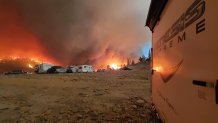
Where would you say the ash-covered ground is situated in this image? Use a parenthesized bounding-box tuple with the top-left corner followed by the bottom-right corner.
(0, 67, 160, 123)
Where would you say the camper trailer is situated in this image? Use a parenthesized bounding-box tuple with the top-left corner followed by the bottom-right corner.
(146, 0, 218, 123)
(35, 63, 53, 74)
(78, 65, 94, 73)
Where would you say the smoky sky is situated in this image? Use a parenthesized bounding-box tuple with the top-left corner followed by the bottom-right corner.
(0, 0, 151, 66)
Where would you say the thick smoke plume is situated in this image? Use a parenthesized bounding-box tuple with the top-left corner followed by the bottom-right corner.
(0, 0, 151, 68)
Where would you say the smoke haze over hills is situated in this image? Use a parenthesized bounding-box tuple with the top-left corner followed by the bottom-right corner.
(0, 0, 151, 68)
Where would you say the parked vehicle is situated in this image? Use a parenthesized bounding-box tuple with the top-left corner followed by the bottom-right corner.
(78, 65, 94, 73)
(4, 70, 28, 75)
(47, 66, 66, 73)
(66, 66, 78, 73)
(146, 0, 218, 123)
(35, 63, 53, 74)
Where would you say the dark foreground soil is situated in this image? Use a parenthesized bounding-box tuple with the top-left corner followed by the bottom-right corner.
(0, 69, 160, 123)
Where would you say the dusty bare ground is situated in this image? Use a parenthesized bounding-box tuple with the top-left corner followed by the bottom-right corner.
(0, 69, 158, 123)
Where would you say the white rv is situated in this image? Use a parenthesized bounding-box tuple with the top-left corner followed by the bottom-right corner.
(146, 0, 218, 123)
(35, 63, 53, 74)
(78, 65, 94, 73)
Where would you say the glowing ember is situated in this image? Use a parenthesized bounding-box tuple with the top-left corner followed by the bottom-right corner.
(28, 64, 34, 69)
(110, 64, 121, 70)
(154, 66, 162, 72)
(11, 56, 20, 60)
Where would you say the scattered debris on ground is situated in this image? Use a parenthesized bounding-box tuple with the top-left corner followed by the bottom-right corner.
(0, 70, 159, 122)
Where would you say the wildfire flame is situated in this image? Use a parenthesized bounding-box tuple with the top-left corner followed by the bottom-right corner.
(110, 63, 121, 70)
(154, 66, 162, 72)
(0, 55, 57, 65)
(30, 58, 41, 63)
(28, 64, 33, 69)
(0, 56, 53, 72)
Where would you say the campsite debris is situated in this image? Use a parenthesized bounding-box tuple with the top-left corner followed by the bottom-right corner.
(4, 70, 28, 75)
(136, 99, 145, 106)
(93, 89, 106, 96)
(132, 105, 137, 109)
(78, 93, 88, 97)
(14, 107, 21, 110)
(76, 114, 83, 119)
(95, 92, 105, 96)
(0, 107, 9, 110)
(121, 67, 132, 70)
(0, 104, 10, 110)
(0, 66, 159, 122)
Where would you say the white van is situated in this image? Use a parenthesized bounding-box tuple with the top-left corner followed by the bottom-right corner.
(35, 63, 53, 74)
(78, 65, 94, 73)
(146, 0, 218, 123)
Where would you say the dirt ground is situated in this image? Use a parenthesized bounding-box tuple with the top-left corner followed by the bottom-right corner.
(0, 69, 159, 123)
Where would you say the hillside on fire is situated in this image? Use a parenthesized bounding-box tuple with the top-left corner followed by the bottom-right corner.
(0, 0, 159, 123)
(0, 0, 152, 68)
(0, 0, 216, 122)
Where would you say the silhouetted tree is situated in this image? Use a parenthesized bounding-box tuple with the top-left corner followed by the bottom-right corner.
(139, 56, 143, 62)
(131, 60, 135, 65)
(146, 49, 151, 62)
(148, 49, 151, 59)
(127, 58, 130, 66)
(139, 55, 146, 63)
(107, 65, 110, 70)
